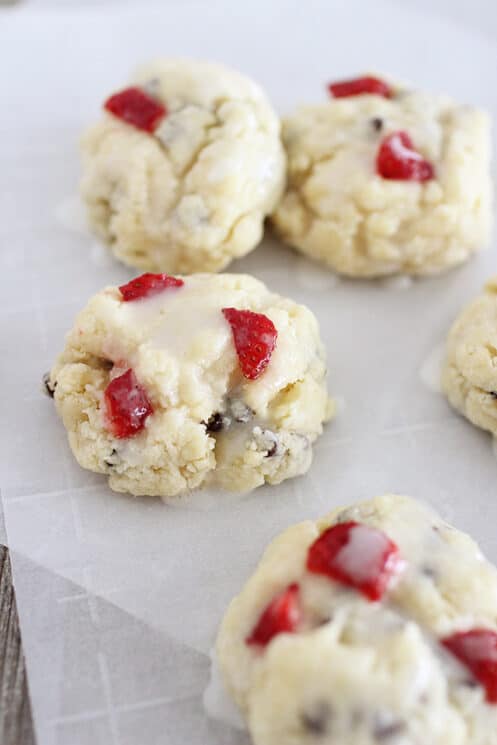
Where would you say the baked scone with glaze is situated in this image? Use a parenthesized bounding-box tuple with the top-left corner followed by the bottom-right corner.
(271, 74, 492, 277)
(217, 494, 497, 745)
(81, 59, 286, 273)
(47, 272, 334, 498)
(442, 276, 497, 438)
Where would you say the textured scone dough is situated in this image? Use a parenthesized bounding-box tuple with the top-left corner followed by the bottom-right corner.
(217, 495, 497, 745)
(442, 276, 497, 437)
(49, 274, 334, 498)
(81, 59, 286, 273)
(272, 87, 492, 277)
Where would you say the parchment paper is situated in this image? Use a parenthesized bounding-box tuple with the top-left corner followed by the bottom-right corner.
(1, 2, 497, 744)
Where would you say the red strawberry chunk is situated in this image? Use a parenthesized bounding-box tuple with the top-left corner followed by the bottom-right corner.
(246, 584, 301, 647)
(307, 521, 404, 601)
(119, 273, 184, 302)
(328, 75, 392, 99)
(376, 131, 434, 182)
(222, 308, 277, 381)
(104, 87, 166, 133)
(104, 369, 153, 438)
(442, 629, 497, 703)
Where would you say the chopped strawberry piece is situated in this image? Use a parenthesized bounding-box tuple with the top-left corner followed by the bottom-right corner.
(104, 369, 153, 438)
(104, 87, 166, 133)
(328, 76, 392, 99)
(442, 629, 497, 703)
(307, 521, 404, 601)
(222, 308, 277, 381)
(376, 131, 434, 181)
(246, 584, 301, 647)
(119, 273, 184, 302)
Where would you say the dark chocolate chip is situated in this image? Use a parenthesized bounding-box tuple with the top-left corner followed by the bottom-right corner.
(266, 440, 278, 458)
(489, 391, 497, 399)
(42, 372, 56, 398)
(98, 357, 114, 371)
(104, 448, 119, 468)
(371, 117, 384, 132)
(204, 412, 228, 433)
(317, 615, 333, 627)
(373, 717, 407, 741)
(301, 701, 332, 736)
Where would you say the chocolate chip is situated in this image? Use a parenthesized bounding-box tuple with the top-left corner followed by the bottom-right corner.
(371, 117, 384, 132)
(42, 372, 56, 398)
(204, 400, 253, 432)
(204, 412, 228, 433)
(104, 448, 119, 468)
(301, 701, 332, 736)
(489, 391, 497, 399)
(252, 427, 279, 457)
(266, 441, 278, 457)
(373, 716, 406, 741)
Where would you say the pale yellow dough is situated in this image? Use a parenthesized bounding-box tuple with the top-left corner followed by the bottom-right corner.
(217, 494, 497, 745)
(272, 86, 492, 277)
(49, 273, 334, 498)
(81, 59, 286, 273)
(442, 276, 497, 437)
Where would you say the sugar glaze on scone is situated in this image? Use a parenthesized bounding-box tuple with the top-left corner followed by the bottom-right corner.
(216, 495, 497, 744)
(49, 273, 334, 498)
(272, 75, 492, 277)
(442, 277, 497, 438)
(81, 59, 286, 273)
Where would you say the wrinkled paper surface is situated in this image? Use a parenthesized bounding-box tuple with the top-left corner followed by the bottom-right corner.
(1, 2, 497, 744)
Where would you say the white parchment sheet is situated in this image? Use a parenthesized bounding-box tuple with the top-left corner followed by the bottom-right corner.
(1, 2, 497, 744)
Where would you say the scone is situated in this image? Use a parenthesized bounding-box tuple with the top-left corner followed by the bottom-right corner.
(272, 74, 492, 277)
(47, 272, 334, 498)
(442, 277, 497, 438)
(217, 494, 497, 745)
(81, 59, 286, 273)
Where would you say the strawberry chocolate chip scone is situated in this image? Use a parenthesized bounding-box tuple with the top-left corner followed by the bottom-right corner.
(48, 273, 334, 498)
(442, 277, 497, 440)
(216, 494, 497, 745)
(81, 59, 286, 273)
(271, 75, 493, 277)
